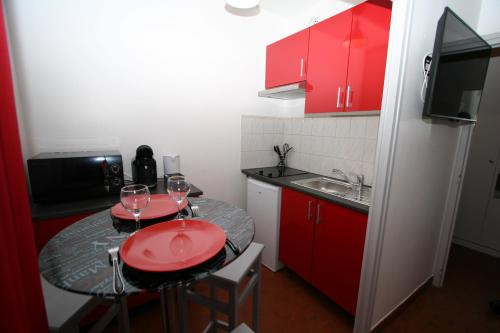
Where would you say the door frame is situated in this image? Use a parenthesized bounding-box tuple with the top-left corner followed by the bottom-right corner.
(353, 0, 414, 331)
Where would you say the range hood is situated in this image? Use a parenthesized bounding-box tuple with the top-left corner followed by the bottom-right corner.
(258, 81, 306, 100)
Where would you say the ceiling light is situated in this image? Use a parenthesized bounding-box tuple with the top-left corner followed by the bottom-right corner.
(226, 0, 260, 9)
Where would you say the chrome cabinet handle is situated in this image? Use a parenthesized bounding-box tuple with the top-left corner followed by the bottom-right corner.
(307, 201, 312, 221)
(300, 58, 304, 78)
(337, 87, 342, 108)
(316, 204, 321, 225)
(346, 85, 352, 108)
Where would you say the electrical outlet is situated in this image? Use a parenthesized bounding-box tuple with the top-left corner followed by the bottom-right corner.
(423, 54, 432, 75)
(310, 16, 320, 25)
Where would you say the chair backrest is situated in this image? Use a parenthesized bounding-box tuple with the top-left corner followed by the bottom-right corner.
(213, 242, 264, 284)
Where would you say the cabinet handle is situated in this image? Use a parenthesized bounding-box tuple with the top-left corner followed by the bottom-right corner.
(316, 203, 321, 224)
(495, 173, 500, 199)
(346, 85, 352, 108)
(336, 87, 342, 108)
(307, 201, 312, 221)
(300, 58, 304, 78)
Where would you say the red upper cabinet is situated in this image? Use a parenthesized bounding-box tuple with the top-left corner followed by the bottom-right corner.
(265, 28, 310, 89)
(311, 199, 368, 315)
(305, 10, 353, 115)
(301, 0, 391, 114)
(279, 187, 316, 281)
(345, 0, 392, 111)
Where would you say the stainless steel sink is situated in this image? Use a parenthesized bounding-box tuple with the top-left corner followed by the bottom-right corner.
(291, 177, 371, 206)
(292, 177, 352, 195)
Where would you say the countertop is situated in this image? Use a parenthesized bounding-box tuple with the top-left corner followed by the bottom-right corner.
(242, 167, 369, 214)
(32, 179, 203, 221)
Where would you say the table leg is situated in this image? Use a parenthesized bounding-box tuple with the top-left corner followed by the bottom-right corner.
(116, 296, 130, 333)
(160, 288, 180, 333)
(160, 289, 170, 333)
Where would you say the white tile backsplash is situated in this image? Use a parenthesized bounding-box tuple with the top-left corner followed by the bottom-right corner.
(292, 118, 302, 135)
(241, 115, 380, 185)
(363, 139, 377, 163)
(301, 119, 313, 136)
(284, 119, 292, 135)
(366, 117, 379, 139)
(323, 118, 337, 137)
(349, 117, 367, 138)
(336, 118, 351, 138)
(311, 119, 323, 136)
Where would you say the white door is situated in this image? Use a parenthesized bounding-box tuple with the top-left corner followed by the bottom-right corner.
(454, 55, 500, 252)
(481, 148, 500, 250)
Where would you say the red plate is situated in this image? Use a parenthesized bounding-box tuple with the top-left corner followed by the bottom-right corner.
(119, 219, 227, 272)
(111, 194, 188, 220)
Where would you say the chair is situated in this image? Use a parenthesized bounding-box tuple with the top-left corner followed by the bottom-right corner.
(41, 276, 129, 333)
(178, 242, 264, 333)
(232, 323, 255, 333)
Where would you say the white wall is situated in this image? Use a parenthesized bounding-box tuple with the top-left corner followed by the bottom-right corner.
(263, 0, 364, 32)
(4, 0, 306, 208)
(477, 0, 500, 36)
(369, 0, 484, 327)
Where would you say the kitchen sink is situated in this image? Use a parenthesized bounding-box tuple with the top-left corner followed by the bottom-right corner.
(291, 177, 371, 206)
(292, 177, 352, 195)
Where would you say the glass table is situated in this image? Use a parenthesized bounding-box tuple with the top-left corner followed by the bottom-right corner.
(39, 198, 255, 332)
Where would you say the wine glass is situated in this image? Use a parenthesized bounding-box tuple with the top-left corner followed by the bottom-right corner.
(120, 184, 151, 231)
(167, 175, 190, 221)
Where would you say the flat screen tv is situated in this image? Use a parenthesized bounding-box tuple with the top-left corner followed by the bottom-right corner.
(423, 7, 491, 122)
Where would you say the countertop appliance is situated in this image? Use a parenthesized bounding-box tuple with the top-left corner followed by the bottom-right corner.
(163, 154, 180, 177)
(423, 7, 491, 122)
(27, 151, 124, 203)
(132, 145, 157, 188)
(246, 177, 283, 272)
(250, 166, 307, 179)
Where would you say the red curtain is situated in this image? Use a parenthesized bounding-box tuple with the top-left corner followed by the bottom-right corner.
(0, 3, 48, 333)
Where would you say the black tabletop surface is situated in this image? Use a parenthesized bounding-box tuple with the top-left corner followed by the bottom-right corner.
(39, 198, 254, 297)
(32, 179, 203, 221)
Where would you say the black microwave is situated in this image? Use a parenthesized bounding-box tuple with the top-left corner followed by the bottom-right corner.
(28, 151, 124, 203)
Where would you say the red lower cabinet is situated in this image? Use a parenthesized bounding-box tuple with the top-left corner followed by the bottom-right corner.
(279, 188, 368, 315)
(279, 187, 316, 282)
(311, 199, 368, 315)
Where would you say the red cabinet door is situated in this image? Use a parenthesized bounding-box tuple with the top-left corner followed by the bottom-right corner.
(279, 187, 316, 281)
(345, 0, 392, 112)
(311, 199, 368, 315)
(265, 28, 310, 89)
(305, 9, 353, 114)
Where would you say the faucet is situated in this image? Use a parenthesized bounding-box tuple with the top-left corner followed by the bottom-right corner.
(331, 168, 364, 200)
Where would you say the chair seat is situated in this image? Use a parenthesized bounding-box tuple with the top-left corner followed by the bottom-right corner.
(231, 323, 254, 333)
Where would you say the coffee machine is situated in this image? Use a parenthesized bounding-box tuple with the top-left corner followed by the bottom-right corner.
(132, 145, 157, 188)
